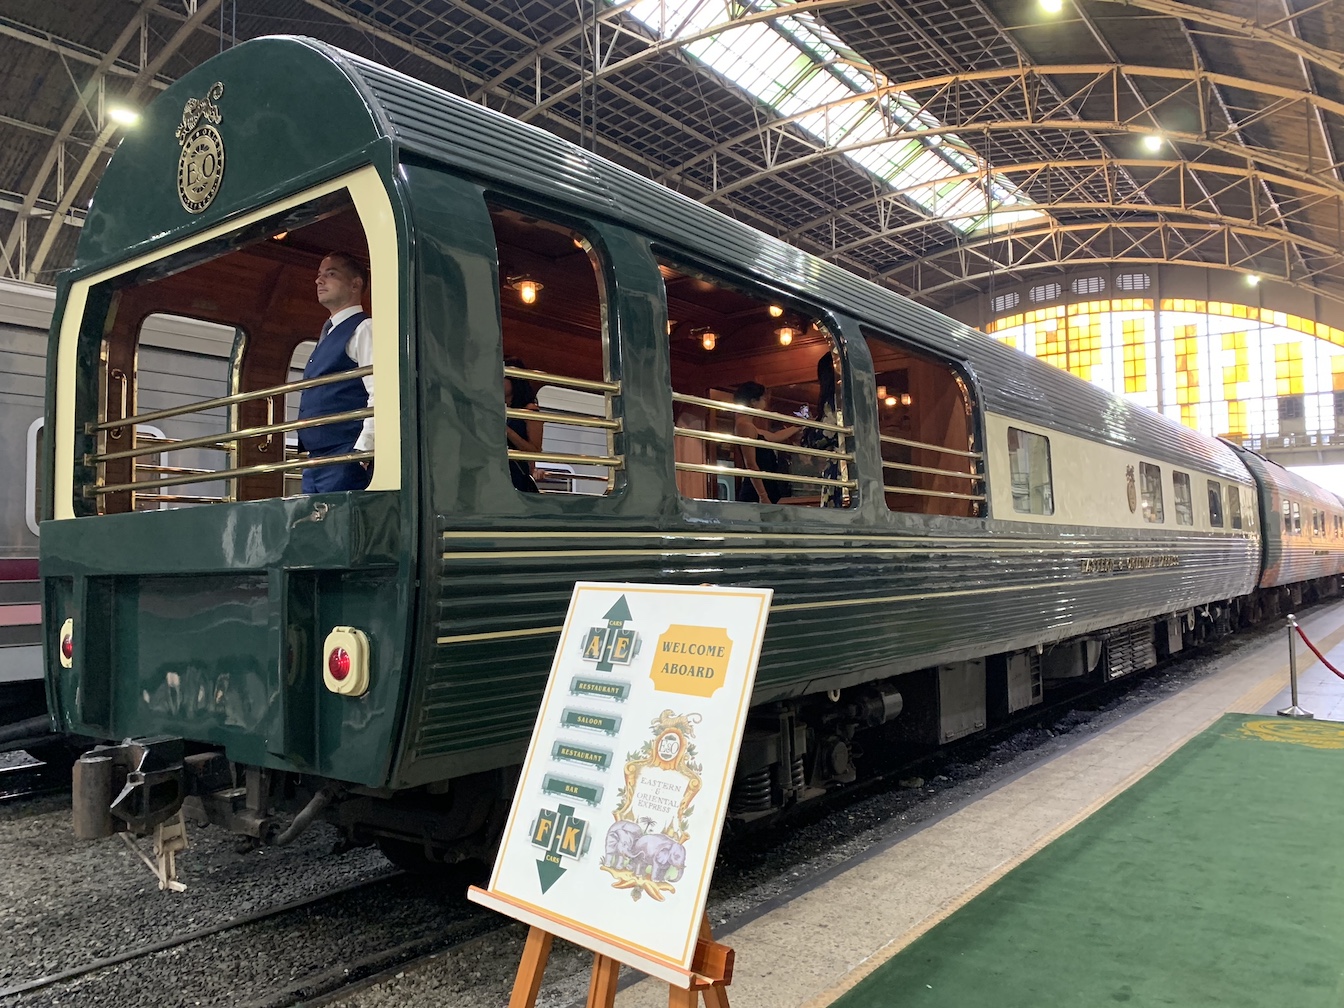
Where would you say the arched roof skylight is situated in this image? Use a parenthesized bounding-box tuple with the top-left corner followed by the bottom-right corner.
(622, 0, 1047, 234)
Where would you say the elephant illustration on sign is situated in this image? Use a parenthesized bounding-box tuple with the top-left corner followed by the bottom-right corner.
(629, 831, 687, 883)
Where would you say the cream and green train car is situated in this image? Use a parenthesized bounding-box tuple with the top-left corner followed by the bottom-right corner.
(45, 37, 1298, 866)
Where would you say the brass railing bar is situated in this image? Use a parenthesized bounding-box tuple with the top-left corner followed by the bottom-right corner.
(504, 366, 618, 394)
(672, 392, 850, 435)
(92, 408, 372, 464)
(507, 451, 623, 468)
(506, 407, 621, 430)
(675, 461, 856, 490)
(133, 494, 228, 504)
(879, 434, 981, 460)
(881, 460, 984, 481)
(133, 463, 217, 476)
(673, 425, 852, 463)
(92, 366, 372, 432)
(86, 450, 371, 496)
(883, 485, 986, 502)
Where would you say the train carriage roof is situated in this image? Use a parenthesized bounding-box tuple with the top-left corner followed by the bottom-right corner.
(79, 35, 1248, 483)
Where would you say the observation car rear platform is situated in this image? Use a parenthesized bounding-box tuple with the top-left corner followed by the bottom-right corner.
(596, 601, 1344, 1008)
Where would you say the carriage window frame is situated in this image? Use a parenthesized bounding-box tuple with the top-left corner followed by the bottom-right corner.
(1206, 480, 1223, 528)
(1172, 471, 1193, 526)
(1228, 484, 1243, 529)
(51, 166, 402, 520)
(655, 249, 856, 511)
(1006, 427, 1053, 515)
(1139, 462, 1164, 523)
(486, 200, 622, 500)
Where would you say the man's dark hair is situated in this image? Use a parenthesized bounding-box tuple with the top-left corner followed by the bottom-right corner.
(324, 251, 369, 289)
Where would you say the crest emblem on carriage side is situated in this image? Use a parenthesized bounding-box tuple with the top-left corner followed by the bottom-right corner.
(175, 82, 225, 214)
(1126, 465, 1137, 513)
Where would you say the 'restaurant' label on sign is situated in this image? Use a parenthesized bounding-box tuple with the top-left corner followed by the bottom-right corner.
(470, 582, 772, 986)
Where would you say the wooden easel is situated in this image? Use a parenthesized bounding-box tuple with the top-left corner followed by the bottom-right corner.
(507, 913, 733, 1008)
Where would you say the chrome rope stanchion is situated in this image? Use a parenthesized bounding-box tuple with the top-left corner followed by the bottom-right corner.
(1277, 613, 1314, 719)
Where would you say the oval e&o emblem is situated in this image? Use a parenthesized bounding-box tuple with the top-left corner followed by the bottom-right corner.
(177, 124, 224, 214)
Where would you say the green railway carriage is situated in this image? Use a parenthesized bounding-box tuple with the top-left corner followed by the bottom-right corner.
(46, 37, 1279, 866)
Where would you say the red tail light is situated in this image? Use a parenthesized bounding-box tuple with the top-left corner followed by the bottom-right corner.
(321, 627, 369, 696)
(58, 618, 74, 669)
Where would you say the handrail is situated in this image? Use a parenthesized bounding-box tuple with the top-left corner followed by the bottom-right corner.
(882, 459, 984, 482)
(507, 450, 623, 468)
(504, 365, 618, 394)
(879, 434, 981, 460)
(91, 408, 372, 464)
(883, 485, 986, 502)
(673, 425, 852, 464)
(677, 460, 856, 490)
(506, 407, 620, 430)
(672, 391, 850, 435)
(90, 366, 372, 433)
(88, 450, 371, 496)
(134, 494, 228, 505)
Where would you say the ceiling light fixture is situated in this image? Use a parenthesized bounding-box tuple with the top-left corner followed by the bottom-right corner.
(1142, 134, 1163, 153)
(776, 325, 797, 346)
(768, 304, 784, 318)
(108, 105, 140, 127)
(507, 275, 543, 305)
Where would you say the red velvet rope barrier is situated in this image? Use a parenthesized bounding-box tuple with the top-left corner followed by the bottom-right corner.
(1294, 624, 1344, 681)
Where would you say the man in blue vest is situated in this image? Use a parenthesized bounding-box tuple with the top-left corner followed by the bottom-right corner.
(299, 252, 374, 492)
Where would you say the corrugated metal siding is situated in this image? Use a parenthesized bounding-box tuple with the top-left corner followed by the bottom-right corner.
(320, 42, 1248, 482)
(409, 528, 1258, 764)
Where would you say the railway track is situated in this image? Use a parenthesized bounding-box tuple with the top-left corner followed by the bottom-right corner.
(0, 758, 68, 803)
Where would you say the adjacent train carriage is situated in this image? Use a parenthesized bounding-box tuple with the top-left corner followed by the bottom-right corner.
(1231, 445, 1344, 604)
(45, 37, 1278, 867)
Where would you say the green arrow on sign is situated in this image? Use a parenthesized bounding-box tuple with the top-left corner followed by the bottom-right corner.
(536, 852, 566, 893)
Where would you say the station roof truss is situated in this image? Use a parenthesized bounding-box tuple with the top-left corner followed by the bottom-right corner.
(0, 0, 1341, 314)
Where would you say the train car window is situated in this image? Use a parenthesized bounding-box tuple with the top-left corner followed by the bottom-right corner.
(1172, 472, 1194, 526)
(657, 256, 854, 508)
(861, 327, 983, 517)
(1006, 428, 1053, 515)
(1282, 500, 1291, 535)
(490, 204, 619, 497)
(24, 419, 42, 537)
(1139, 462, 1164, 523)
(1291, 501, 1302, 534)
(1228, 486, 1243, 529)
(1207, 481, 1224, 528)
(75, 184, 389, 514)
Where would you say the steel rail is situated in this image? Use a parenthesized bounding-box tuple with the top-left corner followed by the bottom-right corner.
(506, 450, 622, 467)
(882, 484, 987, 502)
(0, 871, 402, 999)
(503, 365, 618, 394)
(881, 459, 984, 482)
(505, 407, 620, 430)
(879, 435, 981, 460)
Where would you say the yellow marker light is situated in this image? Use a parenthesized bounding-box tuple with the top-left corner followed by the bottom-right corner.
(323, 626, 371, 697)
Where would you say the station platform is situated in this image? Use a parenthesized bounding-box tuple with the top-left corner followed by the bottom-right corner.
(611, 602, 1344, 1008)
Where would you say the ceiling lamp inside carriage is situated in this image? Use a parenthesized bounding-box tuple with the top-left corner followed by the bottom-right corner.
(622, 0, 1047, 234)
(507, 275, 544, 305)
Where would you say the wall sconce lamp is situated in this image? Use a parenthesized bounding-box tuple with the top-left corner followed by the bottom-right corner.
(775, 325, 798, 346)
(768, 304, 784, 318)
(698, 328, 718, 351)
(507, 275, 543, 304)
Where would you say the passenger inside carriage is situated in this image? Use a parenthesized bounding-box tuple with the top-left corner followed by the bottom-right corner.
(733, 382, 801, 504)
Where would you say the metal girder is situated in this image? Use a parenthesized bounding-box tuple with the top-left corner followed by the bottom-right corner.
(22, 0, 223, 281)
(0, 14, 173, 89)
(661, 65, 1344, 197)
(0, 1, 160, 279)
(501, 0, 1343, 123)
(882, 220, 1344, 307)
(784, 158, 1344, 244)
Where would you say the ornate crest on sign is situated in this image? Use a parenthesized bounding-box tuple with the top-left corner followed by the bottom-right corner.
(1126, 465, 1137, 513)
(175, 82, 225, 214)
(599, 709, 703, 902)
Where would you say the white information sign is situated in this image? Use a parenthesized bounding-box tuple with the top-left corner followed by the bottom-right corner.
(469, 582, 773, 986)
